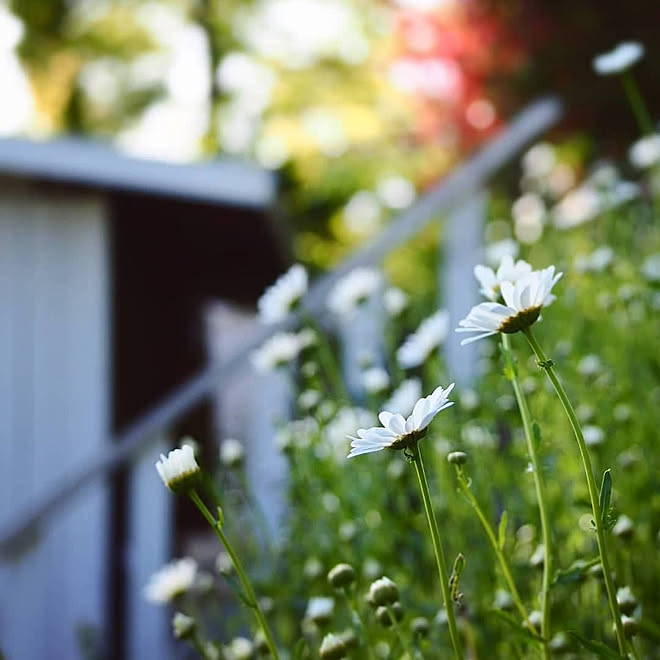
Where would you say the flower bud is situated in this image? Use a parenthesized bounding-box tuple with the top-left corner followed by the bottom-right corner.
(328, 563, 356, 589)
(368, 576, 399, 607)
(447, 451, 468, 465)
(253, 629, 269, 655)
(612, 514, 634, 540)
(494, 589, 514, 612)
(319, 633, 347, 659)
(339, 628, 358, 650)
(527, 610, 542, 633)
(375, 602, 404, 627)
(548, 632, 570, 653)
(410, 616, 430, 637)
(530, 544, 545, 569)
(225, 636, 254, 660)
(305, 596, 335, 625)
(172, 612, 196, 640)
(616, 586, 638, 615)
(155, 445, 200, 493)
(219, 438, 245, 468)
(621, 615, 639, 638)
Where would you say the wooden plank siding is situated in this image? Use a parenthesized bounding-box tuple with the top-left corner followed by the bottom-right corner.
(0, 182, 112, 659)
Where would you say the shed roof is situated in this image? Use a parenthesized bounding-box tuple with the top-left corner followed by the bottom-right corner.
(0, 136, 276, 209)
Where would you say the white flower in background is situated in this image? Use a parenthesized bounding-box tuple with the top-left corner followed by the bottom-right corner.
(383, 286, 408, 316)
(577, 354, 602, 377)
(474, 255, 533, 301)
(513, 193, 546, 244)
(575, 246, 614, 273)
(298, 388, 321, 410)
(297, 327, 317, 350)
(319, 633, 347, 659)
(362, 366, 390, 393)
(219, 438, 245, 467)
(484, 238, 519, 267)
(343, 190, 382, 236)
(641, 253, 660, 282)
(376, 175, 416, 209)
(397, 309, 449, 368)
(583, 425, 605, 447)
(456, 266, 562, 345)
(326, 267, 382, 317)
(347, 383, 454, 458)
(144, 557, 198, 604)
(592, 41, 644, 76)
(321, 407, 376, 460)
(225, 637, 254, 660)
(276, 416, 319, 451)
(383, 378, 422, 417)
(257, 264, 307, 323)
(522, 142, 556, 179)
(552, 184, 600, 229)
(305, 596, 335, 624)
(250, 331, 301, 371)
(629, 133, 660, 169)
(155, 444, 200, 492)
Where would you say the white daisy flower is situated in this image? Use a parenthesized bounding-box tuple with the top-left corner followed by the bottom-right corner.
(361, 366, 390, 393)
(305, 596, 335, 624)
(629, 133, 660, 169)
(592, 41, 644, 76)
(455, 266, 562, 345)
(383, 286, 408, 316)
(250, 331, 301, 371)
(225, 637, 254, 660)
(474, 255, 533, 301)
(397, 309, 449, 368)
(326, 267, 382, 317)
(347, 383, 455, 458)
(219, 438, 245, 468)
(257, 263, 308, 324)
(155, 444, 200, 492)
(144, 557, 198, 604)
(383, 378, 422, 417)
(484, 238, 519, 267)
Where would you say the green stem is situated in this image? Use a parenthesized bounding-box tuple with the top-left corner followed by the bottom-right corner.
(501, 334, 552, 657)
(386, 606, 418, 660)
(301, 313, 351, 402)
(409, 442, 463, 659)
(453, 466, 539, 639)
(344, 590, 377, 660)
(189, 490, 280, 659)
(522, 328, 626, 655)
(190, 631, 214, 660)
(619, 71, 655, 135)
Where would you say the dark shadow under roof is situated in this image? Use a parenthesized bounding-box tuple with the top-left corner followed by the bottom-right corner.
(0, 135, 276, 209)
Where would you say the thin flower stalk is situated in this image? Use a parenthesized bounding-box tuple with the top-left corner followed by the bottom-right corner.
(301, 313, 350, 401)
(619, 71, 654, 136)
(343, 590, 377, 660)
(522, 327, 627, 655)
(502, 333, 552, 658)
(408, 442, 463, 659)
(385, 605, 419, 660)
(188, 490, 280, 660)
(452, 463, 539, 641)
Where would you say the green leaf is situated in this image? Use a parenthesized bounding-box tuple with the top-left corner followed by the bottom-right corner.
(293, 638, 310, 660)
(551, 557, 600, 586)
(532, 422, 542, 450)
(599, 469, 612, 526)
(488, 609, 542, 644)
(498, 511, 508, 551)
(567, 631, 624, 658)
(449, 553, 466, 603)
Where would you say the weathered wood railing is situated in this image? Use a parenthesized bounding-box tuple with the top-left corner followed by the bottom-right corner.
(0, 96, 562, 658)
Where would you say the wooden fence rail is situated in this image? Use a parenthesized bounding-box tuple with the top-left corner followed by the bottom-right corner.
(0, 95, 563, 555)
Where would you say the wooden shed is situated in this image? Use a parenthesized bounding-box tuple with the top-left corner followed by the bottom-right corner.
(0, 136, 283, 659)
